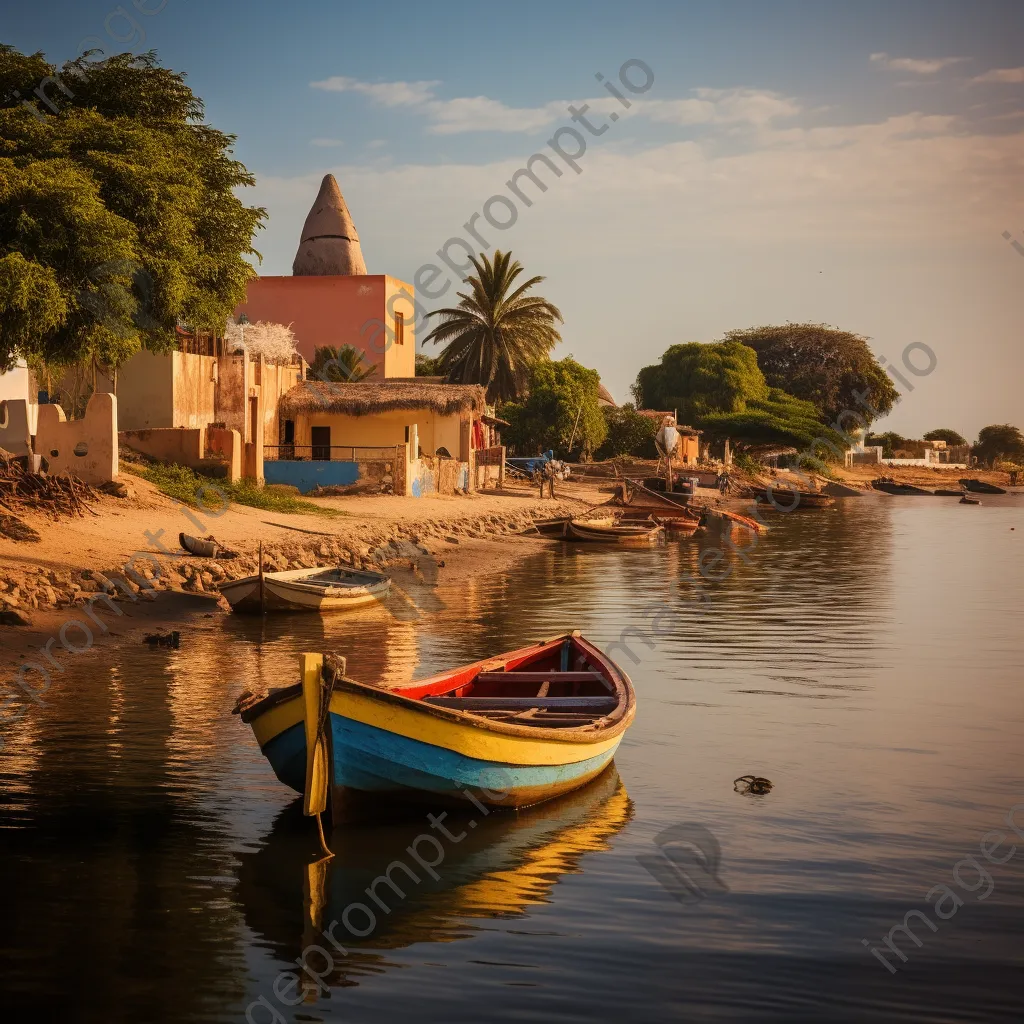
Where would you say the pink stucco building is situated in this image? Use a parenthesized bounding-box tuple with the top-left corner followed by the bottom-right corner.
(233, 174, 416, 377)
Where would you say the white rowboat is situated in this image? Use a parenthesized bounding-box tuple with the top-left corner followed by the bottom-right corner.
(219, 566, 391, 613)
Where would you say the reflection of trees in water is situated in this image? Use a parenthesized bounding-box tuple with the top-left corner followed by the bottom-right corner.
(0, 651, 248, 1022)
(236, 768, 633, 993)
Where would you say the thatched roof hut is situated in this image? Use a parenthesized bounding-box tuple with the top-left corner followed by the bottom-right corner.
(280, 379, 487, 419)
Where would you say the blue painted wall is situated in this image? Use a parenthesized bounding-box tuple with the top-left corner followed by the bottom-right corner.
(264, 460, 360, 494)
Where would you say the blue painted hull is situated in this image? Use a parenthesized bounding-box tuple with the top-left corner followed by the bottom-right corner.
(262, 712, 619, 807)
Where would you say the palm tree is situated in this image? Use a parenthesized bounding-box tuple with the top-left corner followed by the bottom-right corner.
(310, 344, 377, 383)
(423, 250, 562, 403)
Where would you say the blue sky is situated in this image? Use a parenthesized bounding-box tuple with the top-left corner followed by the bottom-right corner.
(5, 0, 1024, 435)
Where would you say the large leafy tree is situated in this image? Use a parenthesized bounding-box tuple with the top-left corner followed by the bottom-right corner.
(0, 45, 264, 373)
(974, 424, 1024, 467)
(595, 404, 658, 460)
(924, 428, 967, 446)
(423, 250, 562, 403)
(502, 358, 607, 459)
(700, 388, 848, 458)
(725, 323, 898, 426)
(633, 340, 767, 423)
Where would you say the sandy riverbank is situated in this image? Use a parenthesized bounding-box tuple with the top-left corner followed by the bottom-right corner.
(0, 475, 609, 667)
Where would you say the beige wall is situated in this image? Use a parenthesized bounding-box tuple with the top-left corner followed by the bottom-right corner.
(114, 351, 175, 430)
(291, 407, 466, 457)
(172, 351, 217, 429)
(0, 398, 32, 456)
(36, 393, 118, 484)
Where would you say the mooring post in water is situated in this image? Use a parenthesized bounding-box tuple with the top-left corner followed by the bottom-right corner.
(301, 651, 335, 858)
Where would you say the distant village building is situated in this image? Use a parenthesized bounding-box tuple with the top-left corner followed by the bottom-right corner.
(265, 379, 499, 496)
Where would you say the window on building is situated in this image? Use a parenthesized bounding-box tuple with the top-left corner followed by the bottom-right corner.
(394, 311, 405, 346)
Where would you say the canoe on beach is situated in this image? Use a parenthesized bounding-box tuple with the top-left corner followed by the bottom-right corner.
(960, 479, 1006, 495)
(872, 479, 933, 495)
(565, 519, 664, 544)
(219, 565, 391, 613)
(235, 632, 636, 820)
(750, 487, 835, 509)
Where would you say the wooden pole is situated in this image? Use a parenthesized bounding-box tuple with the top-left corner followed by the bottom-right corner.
(258, 540, 266, 615)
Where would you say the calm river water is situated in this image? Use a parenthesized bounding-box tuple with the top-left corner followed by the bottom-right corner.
(2, 496, 1023, 1023)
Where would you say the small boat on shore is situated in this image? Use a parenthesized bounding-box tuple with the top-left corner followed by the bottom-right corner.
(960, 479, 1006, 495)
(960, 496, 981, 505)
(533, 515, 615, 538)
(872, 478, 933, 495)
(219, 565, 391, 613)
(179, 532, 238, 559)
(750, 487, 835, 509)
(566, 519, 664, 544)
(234, 632, 636, 820)
(935, 489, 967, 497)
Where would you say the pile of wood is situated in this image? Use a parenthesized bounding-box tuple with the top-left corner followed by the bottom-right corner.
(0, 450, 98, 521)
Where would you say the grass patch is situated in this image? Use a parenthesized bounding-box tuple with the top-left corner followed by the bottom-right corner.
(122, 461, 347, 518)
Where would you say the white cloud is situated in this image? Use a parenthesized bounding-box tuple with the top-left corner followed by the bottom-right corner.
(643, 88, 801, 126)
(310, 76, 439, 107)
(308, 75, 800, 135)
(870, 52, 967, 74)
(972, 67, 1024, 84)
(309, 137, 343, 148)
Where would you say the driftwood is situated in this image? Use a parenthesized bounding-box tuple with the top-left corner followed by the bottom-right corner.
(0, 450, 99, 520)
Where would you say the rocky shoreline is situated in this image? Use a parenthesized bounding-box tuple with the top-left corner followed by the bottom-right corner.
(0, 499, 588, 616)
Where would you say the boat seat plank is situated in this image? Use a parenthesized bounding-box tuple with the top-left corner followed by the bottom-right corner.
(474, 671, 603, 684)
(423, 695, 618, 711)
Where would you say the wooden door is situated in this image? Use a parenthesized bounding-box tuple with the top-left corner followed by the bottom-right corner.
(311, 426, 331, 461)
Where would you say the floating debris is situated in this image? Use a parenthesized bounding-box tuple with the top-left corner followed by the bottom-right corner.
(143, 631, 180, 648)
(734, 775, 773, 795)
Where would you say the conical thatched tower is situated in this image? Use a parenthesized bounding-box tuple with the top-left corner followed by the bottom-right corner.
(292, 174, 367, 276)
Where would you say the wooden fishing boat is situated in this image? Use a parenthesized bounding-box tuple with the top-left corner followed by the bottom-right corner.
(750, 487, 835, 509)
(872, 478, 933, 495)
(532, 515, 615, 538)
(235, 632, 635, 820)
(702, 507, 769, 535)
(179, 532, 238, 558)
(616, 507, 701, 536)
(935, 489, 967, 497)
(219, 565, 391, 613)
(960, 479, 1006, 495)
(566, 519, 663, 544)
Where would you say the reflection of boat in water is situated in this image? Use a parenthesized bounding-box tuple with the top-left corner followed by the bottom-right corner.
(236, 768, 632, 989)
(238, 634, 635, 819)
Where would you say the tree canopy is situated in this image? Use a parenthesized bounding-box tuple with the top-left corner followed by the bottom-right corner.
(414, 352, 444, 376)
(594, 404, 657, 460)
(423, 250, 562, 403)
(974, 424, 1024, 467)
(724, 323, 898, 427)
(635, 339, 847, 460)
(700, 388, 848, 458)
(502, 358, 607, 459)
(0, 46, 264, 373)
(923, 428, 967, 446)
(633, 341, 767, 423)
